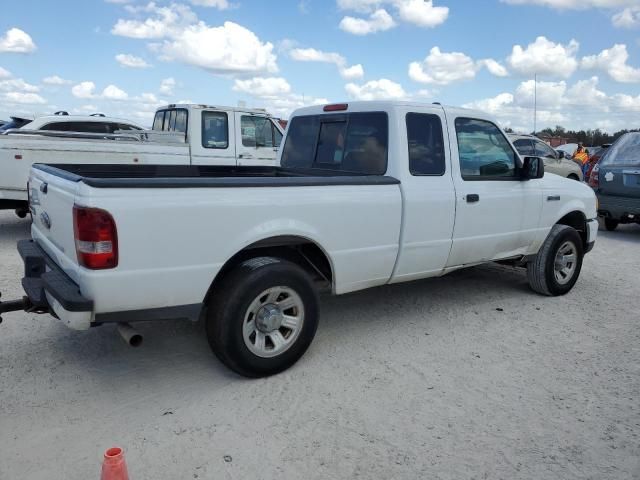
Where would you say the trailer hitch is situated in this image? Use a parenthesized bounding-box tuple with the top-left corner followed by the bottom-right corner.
(0, 292, 34, 324)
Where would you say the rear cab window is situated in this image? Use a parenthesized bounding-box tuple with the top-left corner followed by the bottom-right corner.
(601, 133, 640, 167)
(201, 111, 229, 149)
(281, 112, 388, 174)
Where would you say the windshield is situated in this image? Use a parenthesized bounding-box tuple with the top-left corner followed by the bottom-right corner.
(601, 133, 640, 167)
(0, 118, 32, 132)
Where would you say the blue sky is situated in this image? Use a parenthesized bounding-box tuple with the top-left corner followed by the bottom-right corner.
(1, 0, 639, 132)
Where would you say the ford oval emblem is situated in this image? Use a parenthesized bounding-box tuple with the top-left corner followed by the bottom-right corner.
(40, 212, 52, 230)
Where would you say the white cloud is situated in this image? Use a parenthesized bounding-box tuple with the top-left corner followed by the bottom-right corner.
(463, 76, 639, 132)
(189, 0, 230, 8)
(43, 75, 72, 85)
(3, 92, 46, 104)
(102, 85, 129, 100)
(289, 47, 364, 79)
(507, 36, 579, 78)
(581, 44, 640, 82)
(159, 77, 176, 96)
(0, 28, 37, 53)
(395, 0, 448, 27)
(612, 6, 640, 28)
(115, 53, 152, 68)
(112, 4, 277, 76)
(233, 77, 292, 97)
(72, 81, 97, 99)
(337, 0, 382, 12)
(409, 47, 478, 85)
(345, 78, 407, 100)
(112, 3, 198, 39)
(0, 67, 12, 79)
(0, 78, 39, 93)
(480, 59, 509, 77)
(501, 0, 639, 10)
(339, 9, 396, 35)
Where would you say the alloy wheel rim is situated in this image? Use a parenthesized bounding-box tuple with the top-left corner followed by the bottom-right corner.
(242, 286, 305, 358)
(553, 241, 577, 285)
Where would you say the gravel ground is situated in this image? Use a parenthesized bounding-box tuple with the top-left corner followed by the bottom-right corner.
(0, 210, 639, 480)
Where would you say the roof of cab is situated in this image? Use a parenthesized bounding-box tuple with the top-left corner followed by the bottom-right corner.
(157, 104, 272, 115)
(26, 114, 143, 129)
(289, 100, 493, 122)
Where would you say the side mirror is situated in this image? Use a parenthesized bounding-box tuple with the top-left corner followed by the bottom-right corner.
(521, 156, 544, 180)
(557, 150, 566, 159)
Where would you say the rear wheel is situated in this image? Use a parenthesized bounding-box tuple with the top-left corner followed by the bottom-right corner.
(604, 218, 619, 231)
(527, 224, 584, 296)
(206, 257, 319, 378)
(567, 174, 580, 181)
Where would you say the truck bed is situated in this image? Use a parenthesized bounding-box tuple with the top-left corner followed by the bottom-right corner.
(33, 164, 400, 188)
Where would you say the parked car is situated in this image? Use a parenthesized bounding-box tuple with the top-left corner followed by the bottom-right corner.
(0, 120, 7, 128)
(2, 111, 143, 134)
(0, 115, 35, 132)
(0, 104, 284, 217)
(589, 132, 640, 231)
(508, 134, 583, 180)
(585, 144, 611, 180)
(556, 143, 578, 158)
(0, 101, 598, 377)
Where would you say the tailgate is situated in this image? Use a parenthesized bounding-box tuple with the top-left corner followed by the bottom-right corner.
(599, 166, 640, 198)
(29, 167, 82, 280)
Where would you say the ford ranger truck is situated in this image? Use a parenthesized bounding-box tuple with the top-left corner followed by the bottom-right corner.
(0, 101, 598, 378)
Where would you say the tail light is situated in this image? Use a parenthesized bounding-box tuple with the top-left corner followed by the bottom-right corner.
(588, 163, 600, 188)
(73, 206, 118, 269)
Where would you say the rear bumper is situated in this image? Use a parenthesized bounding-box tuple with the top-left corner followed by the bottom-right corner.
(18, 239, 94, 330)
(597, 193, 640, 221)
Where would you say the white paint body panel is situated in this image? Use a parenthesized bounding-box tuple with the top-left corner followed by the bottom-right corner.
(28, 101, 598, 328)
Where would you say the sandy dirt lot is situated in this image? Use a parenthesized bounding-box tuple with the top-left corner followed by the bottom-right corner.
(0, 210, 639, 479)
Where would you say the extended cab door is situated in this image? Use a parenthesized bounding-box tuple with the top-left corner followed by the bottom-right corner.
(446, 115, 542, 267)
(390, 108, 457, 282)
(190, 108, 238, 166)
(235, 113, 283, 166)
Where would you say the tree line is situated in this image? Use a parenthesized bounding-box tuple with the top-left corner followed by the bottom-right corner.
(503, 125, 639, 146)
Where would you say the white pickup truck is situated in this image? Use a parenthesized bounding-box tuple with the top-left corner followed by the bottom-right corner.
(0, 101, 598, 378)
(0, 104, 284, 216)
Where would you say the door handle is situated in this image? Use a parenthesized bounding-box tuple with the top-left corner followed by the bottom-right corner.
(239, 154, 253, 159)
(466, 194, 480, 203)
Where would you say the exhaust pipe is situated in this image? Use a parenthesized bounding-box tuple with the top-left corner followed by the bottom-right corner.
(117, 323, 143, 347)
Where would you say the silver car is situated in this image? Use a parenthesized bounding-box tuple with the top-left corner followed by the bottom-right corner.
(508, 134, 583, 181)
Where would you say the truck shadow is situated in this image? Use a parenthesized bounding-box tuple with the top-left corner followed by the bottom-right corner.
(597, 223, 640, 244)
(35, 262, 534, 385)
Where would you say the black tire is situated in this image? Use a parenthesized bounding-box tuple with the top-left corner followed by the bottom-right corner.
(604, 218, 619, 231)
(206, 257, 319, 378)
(527, 224, 584, 296)
(15, 208, 27, 219)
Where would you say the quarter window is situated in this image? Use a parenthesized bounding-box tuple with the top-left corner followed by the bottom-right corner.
(455, 118, 517, 179)
(201, 111, 228, 149)
(406, 113, 445, 176)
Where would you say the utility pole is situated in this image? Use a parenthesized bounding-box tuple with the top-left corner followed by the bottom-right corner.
(533, 73, 537, 135)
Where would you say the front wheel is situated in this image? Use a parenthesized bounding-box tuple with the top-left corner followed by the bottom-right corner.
(604, 218, 619, 231)
(527, 225, 584, 296)
(206, 257, 319, 378)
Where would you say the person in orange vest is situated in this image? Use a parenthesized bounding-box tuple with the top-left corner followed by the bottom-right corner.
(572, 143, 589, 165)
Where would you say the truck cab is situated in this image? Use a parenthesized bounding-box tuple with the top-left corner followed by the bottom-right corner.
(151, 104, 284, 166)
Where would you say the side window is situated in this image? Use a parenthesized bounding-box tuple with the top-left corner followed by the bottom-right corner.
(535, 141, 557, 159)
(40, 122, 69, 131)
(273, 122, 283, 147)
(167, 110, 177, 132)
(152, 111, 165, 131)
(406, 113, 446, 176)
(174, 110, 187, 134)
(455, 118, 517, 179)
(201, 111, 228, 149)
(513, 139, 535, 156)
(241, 116, 274, 148)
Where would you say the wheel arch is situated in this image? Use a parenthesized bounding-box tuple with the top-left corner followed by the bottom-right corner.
(203, 235, 335, 306)
(555, 210, 588, 249)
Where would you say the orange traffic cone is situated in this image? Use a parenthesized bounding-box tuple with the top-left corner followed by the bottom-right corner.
(101, 447, 129, 480)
